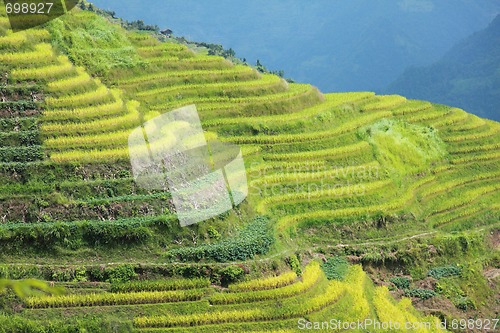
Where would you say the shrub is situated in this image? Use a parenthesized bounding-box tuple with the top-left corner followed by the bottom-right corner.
(164, 216, 274, 262)
(390, 277, 411, 290)
(107, 264, 137, 284)
(455, 296, 476, 311)
(428, 265, 462, 279)
(404, 288, 436, 300)
(286, 255, 302, 276)
(321, 257, 349, 281)
(220, 266, 245, 286)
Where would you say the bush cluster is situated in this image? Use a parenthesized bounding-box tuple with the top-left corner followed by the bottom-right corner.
(321, 256, 349, 280)
(428, 265, 462, 279)
(164, 216, 274, 262)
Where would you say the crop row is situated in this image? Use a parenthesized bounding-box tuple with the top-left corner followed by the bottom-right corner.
(430, 183, 500, 216)
(405, 108, 452, 123)
(134, 279, 345, 328)
(449, 116, 486, 132)
(420, 171, 500, 199)
(49, 147, 130, 163)
(224, 111, 392, 144)
(47, 67, 93, 93)
(341, 265, 370, 320)
(0, 29, 50, 45)
(0, 43, 53, 65)
(119, 66, 256, 85)
(110, 278, 210, 293)
(360, 95, 406, 112)
(42, 95, 125, 122)
(250, 161, 380, 188)
(210, 262, 321, 304)
(247, 160, 328, 177)
(0, 129, 39, 147)
(444, 125, 499, 142)
(139, 328, 296, 333)
(431, 205, 484, 228)
(25, 289, 205, 308)
(127, 31, 151, 44)
(152, 84, 317, 116)
(45, 85, 111, 109)
(449, 142, 500, 154)
(42, 101, 140, 136)
(44, 129, 131, 150)
(229, 271, 297, 292)
(11, 56, 74, 81)
(0, 82, 41, 97)
(139, 49, 193, 60)
(264, 142, 371, 162)
(0, 145, 44, 163)
(22, 29, 51, 41)
(199, 91, 367, 117)
(148, 55, 232, 70)
(391, 100, 433, 116)
(135, 74, 284, 99)
(0, 215, 175, 246)
(326, 91, 375, 104)
(0, 116, 37, 132)
(0, 31, 28, 48)
(203, 92, 373, 126)
(373, 287, 440, 332)
(137, 43, 190, 55)
(381, 286, 443, 331)
(431, 108, 469, 128)
(451, 151, 500, 165)
(0, 100, 39, 112)
(276, 175, 434, 230)
(148, 55, 227, 64)
(256, 179, 391, 213)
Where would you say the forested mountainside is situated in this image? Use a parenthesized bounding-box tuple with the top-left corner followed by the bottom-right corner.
(389, 14, 500, 122)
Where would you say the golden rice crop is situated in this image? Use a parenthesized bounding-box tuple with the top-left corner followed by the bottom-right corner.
(0, 43, 53, 64)
(228, 271, 297, 292)
(42, 100, 140, 135)
(11, 56, 73, 80)
(47, 67, 93, 92)
(210, 262, 322, 304)
(204, 92, 374, 126)
(50, 147, 130, 163)
(42, 96, 125, 122)
(224, 111, 392, 144)
(45, 85, 110, 108)
(276, 175, 434, 230)
(25, 289, 205, 308)
(256, 179, 391, 213)
(264, 142, 371, 161)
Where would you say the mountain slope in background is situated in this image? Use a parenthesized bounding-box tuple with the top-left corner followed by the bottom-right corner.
(388, 15, 500, 121)
(89, 0, 500, 93)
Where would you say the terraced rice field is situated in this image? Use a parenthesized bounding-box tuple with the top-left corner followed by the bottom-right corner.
(14, 263, 441, 331)
(0, 7, 497, 332)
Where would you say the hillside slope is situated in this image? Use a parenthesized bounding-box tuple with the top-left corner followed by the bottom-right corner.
(388, 14, 500, 121)
(91, 0, 500, 92)
(0, 4, 498, 332)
